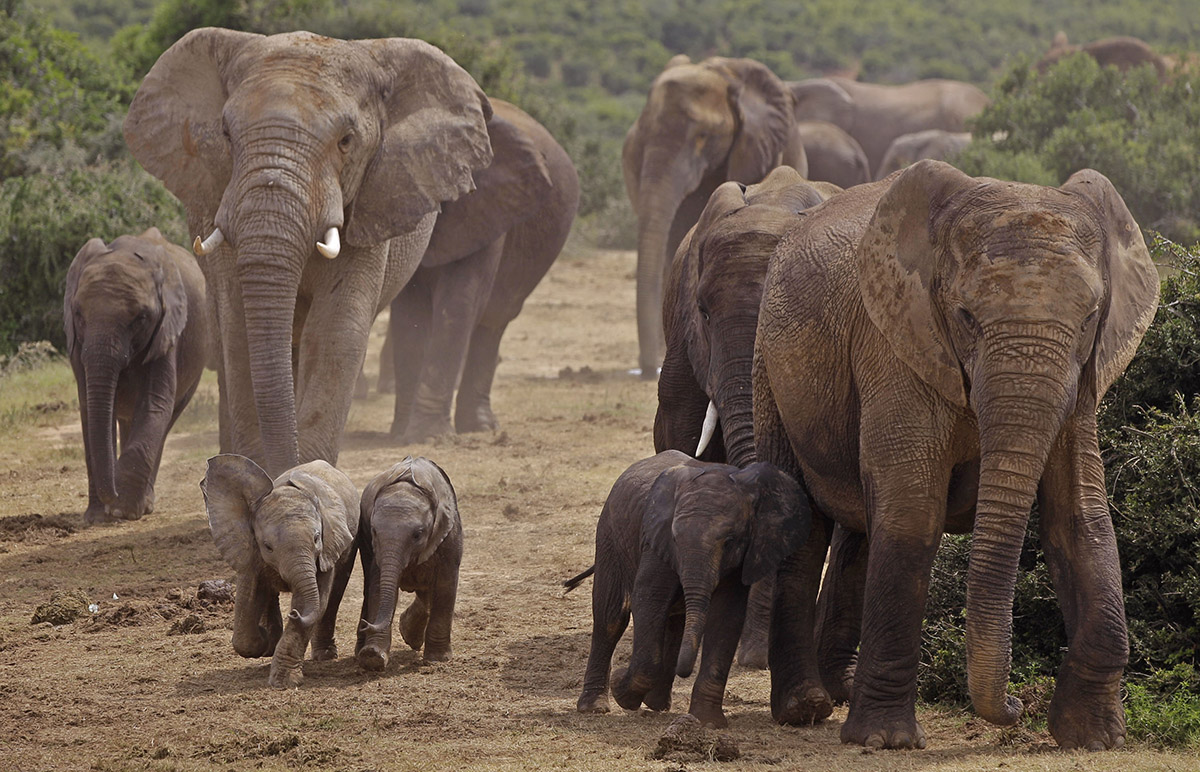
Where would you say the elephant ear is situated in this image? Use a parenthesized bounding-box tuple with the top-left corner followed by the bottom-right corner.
(144, 239, 189, 364)
(63, 237, 110, 357)
(405, 458, 460, 564)
(643, 464, 707, 572)
(282, 460, 357, 573)
(345, 38, 494, 247)
(734, 463, 810, 585)
(743, 164, 827, 212)
(123, 27, 258, 217)
(1059, 169, 1160, 398)
(718, 58, 796, 185)
(422, 103, 554, 265)
(622, 118, 645, 211)
(857, 159, 978, 407)
(201, 454, 274, 574)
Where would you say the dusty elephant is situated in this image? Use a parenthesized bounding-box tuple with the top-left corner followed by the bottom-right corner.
(795, 121, 871, 188)
(382, 99, 580, 442)
(124, 28, 493, 477)
(569, 450, 807, 727)
(356, 457, 462, 670)
(755, 160, 1159, 749)
(625, 55, 805, 378)
(202, 455, 359, 688)
(789, 76, 988, 179)
(875, 129, 972, 180)
(64, 228, 208, 524)
(1037, 33, 1168, 79)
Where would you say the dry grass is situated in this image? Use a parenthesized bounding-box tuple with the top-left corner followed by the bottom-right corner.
(1, 248, 1196, 771)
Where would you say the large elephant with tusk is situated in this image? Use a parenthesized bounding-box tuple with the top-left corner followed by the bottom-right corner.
(124, 28, 494, 475)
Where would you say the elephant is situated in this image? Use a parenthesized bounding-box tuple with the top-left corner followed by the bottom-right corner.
(356, 456, 462, 670)
(1037, 33, 1168, 80)
(653, 166, 843, 671)
(875, 129, 972, 181)
(789, 77, 989, 179)
(202, 455, 359, 688)
(569, 450, 807, 727)
(64, 227, 208, 524)
(795, 121, 871, 188)
(124, 28, 494, 477)
(754, 160, 1159, 749)
(383, 98, 580, 442)
(625, 54, 806, 378)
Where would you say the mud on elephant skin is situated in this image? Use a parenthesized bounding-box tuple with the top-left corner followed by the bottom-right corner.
(124, 28, 494, 477)
(625, 54, 805, 379)
(382, 99, 580, 443)
(202, 455, 359, 688)
(755, 160, 1159, 748)
(570, 450, 808, 728)
(356, 457, 462, 671)
(64, 227, 208, 525)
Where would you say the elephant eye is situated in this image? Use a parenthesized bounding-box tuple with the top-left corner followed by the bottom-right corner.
(412, 527, 425, 541)
(1082, 308, 1099, 331)
(263, 542, 273, 552)
(338, 132, 354, 153)
(698, 305, 711, 323)
(956, 306, 980, 334)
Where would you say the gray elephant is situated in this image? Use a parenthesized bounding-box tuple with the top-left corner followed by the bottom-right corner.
(202, 455, 359, 688)
(356, 457, 462, 670)
(569, 450, 807, 727)
(789, 77, 989, 178)
(625, 55, 805, 379)
(875, 129, 971, 180)
(755, 160, 1159, 749)
(64, 228, 208, 524)
(124, 28, 494, 477)
(1037, 33, 1168, 80)
(384, 99, 580, 442)
(795, 121, 871, 188)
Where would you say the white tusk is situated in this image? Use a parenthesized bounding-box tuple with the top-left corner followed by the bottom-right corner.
(695, 400, 718, 457)
(316, 227, 340, 259)
(193, 228, 224, 256)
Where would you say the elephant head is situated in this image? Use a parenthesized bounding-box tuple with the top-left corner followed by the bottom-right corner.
(202, 455, 358, 631)
(357, 457, 459, 649)
(64, 227, 190, 511)
(788, 78, 855, 129)
(643, 461, 808, 678)
(124, 28, 493, 475)
(856, 160, 1159, 725)
(656, 166, 837, 467)
(624, 55, 796, 378)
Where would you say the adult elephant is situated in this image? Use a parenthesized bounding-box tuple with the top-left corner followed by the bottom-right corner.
(789, 77, 988, 179)
(795, 121, 871, 188)
(386, 99, 580, 442)
(1037, 33, 1168, 80)
(626, 55, 804, 379)
(124, 28, 493, 475)
(756, 160, 1159, 749)
(875, 129, 971, 180)
(653, 165, 847, 670)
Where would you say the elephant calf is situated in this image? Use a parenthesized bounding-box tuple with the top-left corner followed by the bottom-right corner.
(64, 228, 207, 524)
(202, 455, 359, 688)
(356, 457, 462, 670)
(569, 450, 808, 727)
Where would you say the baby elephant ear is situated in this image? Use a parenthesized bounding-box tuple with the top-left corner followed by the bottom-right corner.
(735, 463, 810, 585)
(285, 461, 358, 573)
(202, 454, 273, 573)
(360, 457, 414, 524)
(407, 458, 460, 564)
(63, 237, 110, 357)
(643, 464, 707, 571)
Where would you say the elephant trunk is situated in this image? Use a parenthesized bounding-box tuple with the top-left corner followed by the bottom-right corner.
(366, 551, 409, 638)
(965, 324, 1074, 726)
(709, 332, 759, 468)
(285, 565, 322, 630)
(83, 344, 125, 507)
(676, 550, 720, 677)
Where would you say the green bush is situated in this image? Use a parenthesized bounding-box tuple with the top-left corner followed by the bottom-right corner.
(0, 163, 186, 356)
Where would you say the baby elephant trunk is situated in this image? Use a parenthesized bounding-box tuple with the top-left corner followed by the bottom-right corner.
(676, 571, 715, 677)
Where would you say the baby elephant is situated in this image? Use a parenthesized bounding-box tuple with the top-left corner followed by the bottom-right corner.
(357, 457, 462, 670)
(64, 227, 207, 524)
(202, 455, 359, 688)
(571, 450, 808, 727)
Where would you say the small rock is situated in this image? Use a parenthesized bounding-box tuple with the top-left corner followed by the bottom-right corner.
(31, 590, 90, 625)
(650, 714, 740, 763)
(197, 579, 234, 604)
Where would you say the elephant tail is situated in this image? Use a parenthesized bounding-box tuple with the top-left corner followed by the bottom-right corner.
(562, 565, 595, 594)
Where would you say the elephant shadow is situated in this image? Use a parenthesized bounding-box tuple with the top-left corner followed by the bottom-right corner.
(175, 649, 426, 698)
(500, 631, 596, 698)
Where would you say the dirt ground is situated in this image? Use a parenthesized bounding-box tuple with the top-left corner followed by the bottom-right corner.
(1, 248, 1196, 771)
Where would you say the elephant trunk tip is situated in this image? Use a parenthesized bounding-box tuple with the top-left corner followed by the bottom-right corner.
(973, 692, 1024, 727)
(359, 618, 387, 635)
(287, 607, 319, 628)
(676, 641, 699, 678)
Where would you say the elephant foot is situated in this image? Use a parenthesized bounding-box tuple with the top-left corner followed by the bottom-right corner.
(310, 642, 338, 661)
(736, 640, 769, 670)
(772, 679, 833, 726)
(644, 677, 673, 712)
(611, 666, 654, 711)
(232, 629, 275, 659)
(356, 645, 389, 672)
(455, 403, 498, 434)
(84, 502, 120, 526)
(840, 703, 926, 749)
(398, 600, 430, 651)
(577, 690, 611, 714)
(267, 659, 304, 689)
(689, 703, 728, 729)
(820, 661, 856, 705)
(1047, 663, 1125, 750)
(394, 415, 454, 444)
(422, 644, 452, 662)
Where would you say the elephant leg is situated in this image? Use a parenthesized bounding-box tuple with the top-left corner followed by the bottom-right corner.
(816, 525, 868, 704)
(262, 592, 283, 653)
(231, 570, 276, 658)
(417, 561, 459, 661)
(689, 578, 749, 728)
(75, 370, 109, 524)
(401, 239, 505, 444)
(398, 591, 430, 652)
(454, 322, 505, 434)
(644, 605, 684, 712)
(388, 271, 434, 438)
(735, 576, 773, 669)
(577, 563, 630, 714)
(112, 360, 177, 519)
(355, 538, 380, 658)
(311, 546, 357, 661)
(612, 554, 681, 711)
(1039, 414, 1127, 750)
(376, 318, 396, 394)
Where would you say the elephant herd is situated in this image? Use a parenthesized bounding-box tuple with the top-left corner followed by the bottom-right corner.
(61, 24, 1166, 756)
